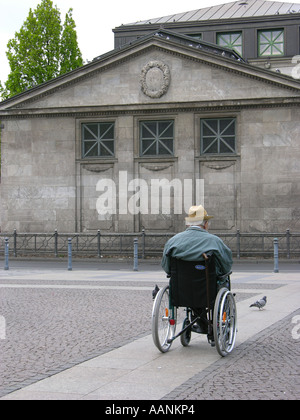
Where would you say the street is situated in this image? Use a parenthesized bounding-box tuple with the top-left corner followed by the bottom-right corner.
(0, 259, 299, 400)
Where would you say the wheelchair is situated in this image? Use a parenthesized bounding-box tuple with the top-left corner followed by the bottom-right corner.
(152, 252, 237, 357)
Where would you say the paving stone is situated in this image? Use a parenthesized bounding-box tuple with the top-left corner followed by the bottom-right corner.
(163, 309, 300, 400)
(0, 287, 153, 397)
(0, 261, 299, 400)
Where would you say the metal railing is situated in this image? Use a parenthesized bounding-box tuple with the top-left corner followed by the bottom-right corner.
(217, 230, 300, 259)
(0, 229, 299, 259)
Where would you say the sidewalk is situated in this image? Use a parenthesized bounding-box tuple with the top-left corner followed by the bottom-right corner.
(0, 261, 299, 400)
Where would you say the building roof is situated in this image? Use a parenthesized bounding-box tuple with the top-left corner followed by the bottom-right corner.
(93, 29, 246, 63)
(124, 0, 300, 25)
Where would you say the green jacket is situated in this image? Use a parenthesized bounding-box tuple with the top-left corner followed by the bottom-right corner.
(161, 226, 233, 276)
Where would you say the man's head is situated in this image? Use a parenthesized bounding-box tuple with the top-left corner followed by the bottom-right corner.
(185, 205, 213, 230)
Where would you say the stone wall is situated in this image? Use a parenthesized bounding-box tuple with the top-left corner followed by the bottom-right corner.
(239, 107, 300, 232)
(0, 118, 76, 232)
(1, 104, 299, 233)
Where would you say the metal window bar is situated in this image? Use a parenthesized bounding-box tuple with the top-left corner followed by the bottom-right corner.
(82, 122, 115, 158)
(140, 120, 174, 156)
(258, 29, 284, 57)
(201, 118, 236, 155)
(217, 32, 243, 56)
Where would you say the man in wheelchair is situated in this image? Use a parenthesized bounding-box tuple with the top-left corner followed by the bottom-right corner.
(162, 205, 232, 278)
(161, 205, 233, 343)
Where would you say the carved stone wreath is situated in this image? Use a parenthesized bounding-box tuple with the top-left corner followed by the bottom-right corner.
(140, 61, 170, 98)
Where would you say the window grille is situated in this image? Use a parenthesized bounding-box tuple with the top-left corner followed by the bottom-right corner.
(201, 118, 236, 155)
(186, 33, 202, 40)
(82, 122, 115, 158)
(258, 29, 284, 56)
(217, 32, 243, 56)
(140, 120, 174, 156)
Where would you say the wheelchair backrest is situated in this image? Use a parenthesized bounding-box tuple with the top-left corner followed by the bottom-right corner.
(169, 254, 217, 308)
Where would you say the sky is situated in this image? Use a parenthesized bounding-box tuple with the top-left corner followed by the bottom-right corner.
(0, 0, 295, 84)
(0, 0, 233, 84)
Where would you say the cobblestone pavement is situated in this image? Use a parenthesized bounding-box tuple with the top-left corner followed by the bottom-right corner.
(0, 260, 299, 399)
(164, 308, 300, 400)
(0, 285, 153, 397)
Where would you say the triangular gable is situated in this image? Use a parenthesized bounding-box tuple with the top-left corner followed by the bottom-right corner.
(1, 29, 300, 113)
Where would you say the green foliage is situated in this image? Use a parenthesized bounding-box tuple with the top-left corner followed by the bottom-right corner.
(1, 0, 83, 99)
(0, 82, 4, 101)
(60, 9, 83, 75)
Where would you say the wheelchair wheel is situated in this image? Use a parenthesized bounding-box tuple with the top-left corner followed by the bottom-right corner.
(180, 317, 192, 347)
(152, 285, 176, 353)
(213, 287, 237, 357)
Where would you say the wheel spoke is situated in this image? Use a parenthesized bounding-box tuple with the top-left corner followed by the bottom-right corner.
(152, 285, 176, 352)
(214, 288, 237, 356)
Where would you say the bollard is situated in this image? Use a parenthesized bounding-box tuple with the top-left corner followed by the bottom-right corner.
(13, 229, 17, 258)
(133, 237, 138, 271)
(274, 237, 279, 273)
(54, 229, 58, 258)
(68, 238, 72, 271)
(4, 238, 9, 271)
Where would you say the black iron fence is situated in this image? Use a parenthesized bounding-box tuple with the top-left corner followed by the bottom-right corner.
(0, 229, 299, 259)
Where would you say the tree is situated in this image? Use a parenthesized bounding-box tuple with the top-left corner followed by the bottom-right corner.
(60, 9, 83, 75)
(1, 0, 83, 99)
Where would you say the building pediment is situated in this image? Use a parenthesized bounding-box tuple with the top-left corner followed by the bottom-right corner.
(1, 29, 300, 115)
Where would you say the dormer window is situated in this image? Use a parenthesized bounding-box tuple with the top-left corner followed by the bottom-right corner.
(217, 32, 243, 56)
(258, 29, 284, 56)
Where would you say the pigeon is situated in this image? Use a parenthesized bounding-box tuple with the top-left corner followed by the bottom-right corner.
(250, 296, 267, 310)
(152, 284, 160, 300)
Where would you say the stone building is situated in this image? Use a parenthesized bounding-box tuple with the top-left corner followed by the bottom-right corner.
(0, 0, 300, 234)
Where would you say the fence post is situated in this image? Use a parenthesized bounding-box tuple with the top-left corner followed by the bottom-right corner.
(142, 229, 145, 259)
(97, 230, 101, 258)
(4, 238, 9, 271)
(133, 237, 138, 271)
(13, 229, 17, 258)
(274, 238, 279, 273)
(68, 238, 72, 271)
(286, 229, 290, 259)
(236, 229, 240, 260)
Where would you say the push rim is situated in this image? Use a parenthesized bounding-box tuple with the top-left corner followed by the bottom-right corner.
(152, 285, 176, 353)
(213, 288, 237, 357)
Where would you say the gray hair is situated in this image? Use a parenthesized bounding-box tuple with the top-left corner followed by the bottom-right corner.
(186, 220, 207, 228)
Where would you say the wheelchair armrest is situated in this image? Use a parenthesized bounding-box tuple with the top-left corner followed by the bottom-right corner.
(217, 271, 232, 281)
